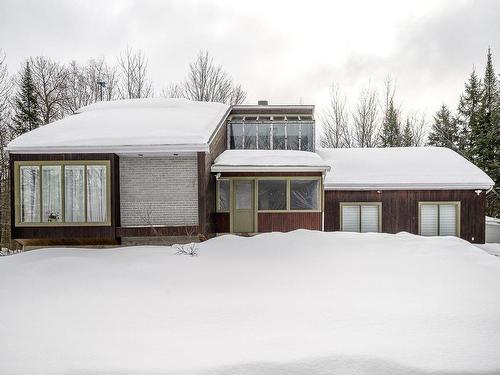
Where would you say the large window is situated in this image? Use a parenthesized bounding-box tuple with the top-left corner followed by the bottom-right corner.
(16, 162, 110, 225)
(229, 122, 314, 151)
(341, 203, 381, 233)
(258, 180, 287, 210)
(419, 202, 460, 237)
(290, 180, 319, 210)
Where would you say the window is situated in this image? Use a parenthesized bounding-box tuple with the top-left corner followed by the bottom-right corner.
(229, 123, 244, 149)
(16, 162, 110, 225)
(341, 203, 381, 233)
(272, 124, 286, 150)
(258, 180, 287, 210)
(257, 124, 271, 149)
(243, 123, 257, 149)
(217, 180, 230, 212)
(41, 166, 62, 222)
(287, 123, 300, 150)
(290, 179, 318, 210)
(419, 202, 460, 237)
(300, 124, 314, 151)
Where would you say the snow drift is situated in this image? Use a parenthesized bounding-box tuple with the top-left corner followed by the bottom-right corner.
(1, 230, 500, 375)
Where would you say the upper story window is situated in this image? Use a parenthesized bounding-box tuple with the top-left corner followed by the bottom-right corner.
(228, 115, 315, 151)
(15, 161, 110, 226)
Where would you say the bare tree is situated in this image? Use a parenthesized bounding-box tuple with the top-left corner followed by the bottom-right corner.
(352, 87, 379, 147)
(0, 50, 13, 249)
(117, 48, 153, 99)
(320, 84, 351, 148)
(165, 51, 246, 104)
(62, 58, 119, 114)
(29, 56, 68, 124)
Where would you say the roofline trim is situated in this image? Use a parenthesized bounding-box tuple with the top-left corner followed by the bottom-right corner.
(324, 182, 494, 191)
(211, 165, 331, 172)
(7, 143, 210, 155)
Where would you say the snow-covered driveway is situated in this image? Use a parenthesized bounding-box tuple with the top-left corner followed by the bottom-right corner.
(1, 230, 500, 375)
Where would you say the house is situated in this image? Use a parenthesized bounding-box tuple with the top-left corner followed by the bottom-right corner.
(7, 98, 494, 246)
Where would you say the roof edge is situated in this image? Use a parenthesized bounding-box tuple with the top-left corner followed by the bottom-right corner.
(211, 165, 330, 173)
(324, 182, 494, 191)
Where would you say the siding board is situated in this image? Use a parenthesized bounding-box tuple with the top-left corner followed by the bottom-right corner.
(324, 190, 486, 243)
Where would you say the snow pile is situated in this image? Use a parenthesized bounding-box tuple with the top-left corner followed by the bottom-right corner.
(1, 231, 500, 374)
(7, 98, 230, 154)
(477, 243, 500, 256)
(317, 147, 494, 190)
(212, 150, 331, 172)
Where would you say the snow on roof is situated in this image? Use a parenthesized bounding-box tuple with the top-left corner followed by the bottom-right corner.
(211, 150, 331, 172)
(317, 147, 494, 190)
(7, 98, 230, 154)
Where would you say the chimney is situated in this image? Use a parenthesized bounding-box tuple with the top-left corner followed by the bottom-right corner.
(257, 100, 268, 106)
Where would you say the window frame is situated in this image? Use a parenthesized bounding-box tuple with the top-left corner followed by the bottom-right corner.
(228, 119, 315, 151)
(418, 201, 461, 237)
(339, 202, 382, 233)
(216, 179, 231, 213)
(14, 160, 112, 227)
(256, 176, 322, 213)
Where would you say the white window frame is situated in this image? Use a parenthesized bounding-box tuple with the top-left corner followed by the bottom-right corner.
(418, 201, 461, 237)
(340, 202, 382, 233)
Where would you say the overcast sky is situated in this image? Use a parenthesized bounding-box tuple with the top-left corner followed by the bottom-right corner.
(1, 0, 499, 117)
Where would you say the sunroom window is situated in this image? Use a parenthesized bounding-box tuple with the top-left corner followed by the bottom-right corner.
(217, 179, 230, 212)
(290, 179, 319, 210)
(258, 180, 287, 210)
(16, 162, 109, 225)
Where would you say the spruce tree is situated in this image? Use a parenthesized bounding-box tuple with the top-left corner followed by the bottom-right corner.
(379, 99, 401, 147)
(476, 48, 499, 174)
(12, 62, 41, 136)
(456, 68, 482, 160)
(401, 119, 414, 147)
(428, 104, 459, 150)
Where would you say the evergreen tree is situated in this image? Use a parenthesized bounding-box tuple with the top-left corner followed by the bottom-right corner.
(11, 62, 41, 136)
(428, 104, 459, 150)
(379, 98, 401, 147)
(401, 118, 414, 147)
(456, 68, 483, 160)
(476, 47, 500, 174)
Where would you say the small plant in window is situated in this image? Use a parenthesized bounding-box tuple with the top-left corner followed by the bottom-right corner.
(46, 211, 60, 222)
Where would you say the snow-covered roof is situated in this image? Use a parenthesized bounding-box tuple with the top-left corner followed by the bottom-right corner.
(317, 147, 494, 190)
(7, 98, 230, 154)
(211, 150, 331, 172)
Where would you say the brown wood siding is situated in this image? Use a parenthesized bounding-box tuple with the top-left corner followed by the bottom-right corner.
(258, 212, 322, 232)
(324, 190, 486, 243)
(9, 153, 120, 245)
(214, 213, 230, 233)
(199, 119, 228, 236)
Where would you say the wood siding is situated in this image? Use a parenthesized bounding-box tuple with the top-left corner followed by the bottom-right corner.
(9, 153, 120, 245)
(258, 212, 322, 232)
(198, 119, 229, 236)
(214, 212, 230, 233)
(324, 190, 486, 243)
(220, 172, 322, 177)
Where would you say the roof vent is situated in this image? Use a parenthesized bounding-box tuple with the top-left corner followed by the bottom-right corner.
(258, 100, 268, 106)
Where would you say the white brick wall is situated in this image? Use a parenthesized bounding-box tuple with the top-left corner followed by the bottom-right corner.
(119, 156, 199, 227)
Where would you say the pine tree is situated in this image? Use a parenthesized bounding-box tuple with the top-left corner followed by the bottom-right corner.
(11, 62, 41, 136)
(428, 104, 459, 150)
(456, 68, 483, 160)
(401, 119, 414, 147)
(476, 48, 499, 174)
(379, 99, 401, 147)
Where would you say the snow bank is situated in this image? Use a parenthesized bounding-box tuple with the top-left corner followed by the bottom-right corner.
(212, 150, 331, 172)
(7, 98, 230, 154)
(1, 231, 500, 375)
(317, 147, 494, 190)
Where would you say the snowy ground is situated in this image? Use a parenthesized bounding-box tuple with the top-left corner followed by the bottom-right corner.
(478, 243, 500, 257)
(1, 230, 500, 375)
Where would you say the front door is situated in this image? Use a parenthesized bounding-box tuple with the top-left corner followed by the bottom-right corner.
(232, 180, 255, 233)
